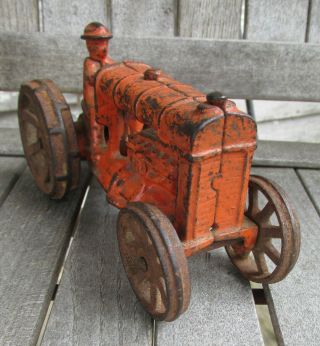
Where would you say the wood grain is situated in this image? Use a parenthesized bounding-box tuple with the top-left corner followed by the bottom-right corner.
(156, 250, 263, 345)
(42, 0, 110, 34)
(307, 0, 320, 43)
(252, 167, 320, 345)
(178, 0, 242, 38)
(245, 0, 309, 42)
(0, 0, 39, 32)
(257, 113, 320, 143)
(42, 180, 152, 346)
(111, 0, 176, 36)
(253, 141, 320, 169)
(1, 32, 320, 101)
(0, 165, 90, 345)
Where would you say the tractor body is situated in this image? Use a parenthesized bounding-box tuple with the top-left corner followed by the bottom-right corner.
(78, 61, 258, 256)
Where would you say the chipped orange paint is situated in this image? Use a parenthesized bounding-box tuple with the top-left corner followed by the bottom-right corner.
(77, 25, 258, 257)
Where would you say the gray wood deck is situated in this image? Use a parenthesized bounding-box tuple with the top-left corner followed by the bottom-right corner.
(0, 140, 319, 345)
(0, 164, 90, 346)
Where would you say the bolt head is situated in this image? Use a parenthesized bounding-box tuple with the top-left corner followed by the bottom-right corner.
(206, 91, 227, 104)
(197, 103, 214, 112)
(144, 68, 162, 81)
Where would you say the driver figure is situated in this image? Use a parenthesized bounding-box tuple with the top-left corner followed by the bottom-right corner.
(81, 22, 114, 163)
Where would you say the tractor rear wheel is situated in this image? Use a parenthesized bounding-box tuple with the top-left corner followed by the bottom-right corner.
(18, 79, 80, 199)
(226, 175, 300, 284)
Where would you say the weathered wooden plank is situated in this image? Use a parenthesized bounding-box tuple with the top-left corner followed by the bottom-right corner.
(42, 180, 152, 346)
(0, 91, 19, 112)
(0, 111, 19, 128)
(0, 157, 25, 205)
(298, 169, 320, 214)
(42, 0, 110, 34)
(1, 32, 320, 101)
(0, 128, 23, 156)
(0, 0, 39, 32)
(252, 167, 320, 345)
(257, 113, 320, 143)
(0, 165, 90, 346)
(307, 0, 320, 43)
(178, 0, 242, 38)
(245, 0, 309, 42)
(157, 250, 263, 345)
(252, 99, 320, 123)
(0, 92, 78, 111)
(112, 0, 176, 36)
(253, 141, 320, 169)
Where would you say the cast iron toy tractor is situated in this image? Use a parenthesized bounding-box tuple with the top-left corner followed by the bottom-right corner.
(18, 23, 300, 321)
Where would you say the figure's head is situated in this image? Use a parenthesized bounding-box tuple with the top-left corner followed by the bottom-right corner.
(81, 22, 113, 62)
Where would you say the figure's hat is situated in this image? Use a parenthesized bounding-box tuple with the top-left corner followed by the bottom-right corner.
(81, 22, 113, 40)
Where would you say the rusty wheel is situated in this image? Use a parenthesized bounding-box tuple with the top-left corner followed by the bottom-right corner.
(117, 202, 190, 321)
(18, 80, 80, 199)
(226, 175, 300, 284)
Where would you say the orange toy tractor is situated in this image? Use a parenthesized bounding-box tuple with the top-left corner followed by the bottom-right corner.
(18, 23, 300, 321)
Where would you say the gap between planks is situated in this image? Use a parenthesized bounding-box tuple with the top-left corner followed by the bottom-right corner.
(0, 162, 26, 207)
(36, 184, 91, 345)
(295, 168, 320, 217)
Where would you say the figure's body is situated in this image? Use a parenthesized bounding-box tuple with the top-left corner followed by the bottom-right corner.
(81, 22, 114, 163)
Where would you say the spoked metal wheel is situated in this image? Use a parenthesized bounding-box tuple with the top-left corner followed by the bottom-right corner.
(18, 80, 80, 199)
(226, 175, 300, 284)
(117, 202, 190, 321)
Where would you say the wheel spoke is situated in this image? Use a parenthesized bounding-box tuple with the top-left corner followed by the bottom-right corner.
(256, 201, 274, 224)
(147, 254, 162, 274)
(23, 109, 39, 128)
(253, 250, 269, 274)
(43, 163, 51, 183)
(262, 226, 282, 239)
(134, 269, 147, 284)
(150, 285, 158, 309)
(123, 241, 145, 259)
(264, 242, 281, 265)
(157, 278, 167, 306)
(135, 229, 153, 251)
(247, 188, 258, 216)
(28, 140, 42, 156)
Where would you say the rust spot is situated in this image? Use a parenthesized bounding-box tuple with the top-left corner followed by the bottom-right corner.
(117, 179, 125, 187)
(145, 96, 161, 110)
(101, 77, 113, 92)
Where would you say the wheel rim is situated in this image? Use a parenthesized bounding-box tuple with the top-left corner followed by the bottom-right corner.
(226, 175, 300, 284)
(117, 203, 190, 321)
(18, 80, 80, 199)
(120, 216, 168, 315)
(19, 87, 54, 194)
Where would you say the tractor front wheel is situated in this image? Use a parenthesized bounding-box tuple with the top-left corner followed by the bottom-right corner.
(117, 202, 191, 321)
